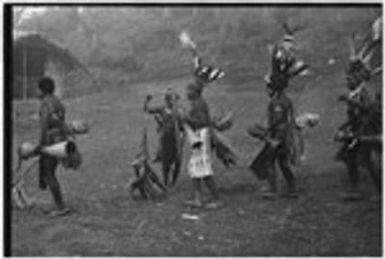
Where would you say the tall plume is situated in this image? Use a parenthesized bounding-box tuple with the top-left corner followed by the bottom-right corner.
(179, 30, 197, 53)
(347, 29, 382, 80)
(348, 33, 357, 61)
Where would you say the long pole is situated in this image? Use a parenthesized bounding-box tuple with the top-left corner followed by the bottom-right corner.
(12, 159, 38, 188)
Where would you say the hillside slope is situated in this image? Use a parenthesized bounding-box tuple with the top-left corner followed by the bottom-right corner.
(16, 6, 381, 94)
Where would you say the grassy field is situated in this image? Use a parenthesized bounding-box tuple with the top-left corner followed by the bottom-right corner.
(10, 74, 381, 256)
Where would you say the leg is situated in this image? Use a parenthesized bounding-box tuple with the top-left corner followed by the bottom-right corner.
(38, 157, 48, 190)
(367, 162, 382, 194)
(170, 157, 181, 187)
(263, 165, 279, 200)
(297, 129, 306, 162)
(346, 161, 359, 190)
(278, 160, 296, 193)
(161, 161, 171, 187)
(265, 149, 278, 195)
(203, 175, 224, 209)
(338, 145, 360, 195)
(203, 175, 219, 201)
(185, 178, 203, 207)
(193, 178, 202, 203)
(160, 132, 176, 187)
(42, 155, 66, 210)
(340, 159, 361, 201)
(277, 148, 296, 195)
(365, 148, 382, 194)
(266, 167, 278, 191)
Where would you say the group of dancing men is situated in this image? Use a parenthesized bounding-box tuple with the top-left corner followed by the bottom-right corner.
(32, 18, 382, 215)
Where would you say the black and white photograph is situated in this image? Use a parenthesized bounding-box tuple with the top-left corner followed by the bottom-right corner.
(5, 3, 383, 256)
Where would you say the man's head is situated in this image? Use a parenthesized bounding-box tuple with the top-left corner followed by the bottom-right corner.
(281, 36, 296, 52)
(38, 77, 55, 98)
(186, 80, 203, 100)
(164, 88, 179, 107)
(193, 59, 225, 85)
(345, 74, 360, 91)
(345, 31, 379, 90)
(264, 73, 287, 97)
(346, 60, 371, 90)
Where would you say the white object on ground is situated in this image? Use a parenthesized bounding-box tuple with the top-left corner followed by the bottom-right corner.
(181, 213, 200, 221)
(296, 113, 320, 129)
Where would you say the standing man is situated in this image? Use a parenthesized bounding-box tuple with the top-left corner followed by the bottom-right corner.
(182, 80, 222, 209)
(144, 88, 184, 188)
(335, 33, 382, 198)
(36, 77, 70, 216)
(336, 80, 381, 198)
(262, 80, 298, 199)
(179, 30, 225, 208)
(255, 26, 309, 199)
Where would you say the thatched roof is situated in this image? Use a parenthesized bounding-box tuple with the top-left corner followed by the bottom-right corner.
(13, 31, 89, 76)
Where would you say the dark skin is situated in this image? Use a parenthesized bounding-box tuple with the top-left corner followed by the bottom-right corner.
(37, 87, 68, 211)
(265, 89, 296, 194)
(183, 85, 220, 206)
(336, 77, 381, 194)
(144, 94, 184, 187)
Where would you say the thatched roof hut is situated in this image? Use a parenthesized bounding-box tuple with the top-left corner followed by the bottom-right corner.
(13, 30, 89, 99)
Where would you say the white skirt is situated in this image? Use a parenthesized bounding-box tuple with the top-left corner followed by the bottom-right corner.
(184, 126, 213, 179)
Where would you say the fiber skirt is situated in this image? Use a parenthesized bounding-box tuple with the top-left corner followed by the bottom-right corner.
(185, 126, 213, 179)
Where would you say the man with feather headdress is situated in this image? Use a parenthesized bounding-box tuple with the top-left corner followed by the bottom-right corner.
(179, 30, 235, 209)
(249, 21, 309, 199)
(335, 28, 382, 200)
